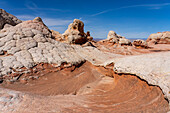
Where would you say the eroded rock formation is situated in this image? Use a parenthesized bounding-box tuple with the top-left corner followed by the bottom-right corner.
(0, 9, 21, 29)
(147, 31, 170, 44)
(99, 30, 132, 46)
(133, 39, 148, 48)
(0, 62, 169, 113)
(62, 19, 87, 44)
(0, 9, 169, 113)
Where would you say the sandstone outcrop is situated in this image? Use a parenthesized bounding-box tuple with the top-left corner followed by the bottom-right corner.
(0, 9, 22, 29)
(99, 30, 132, 46)
(0, 17, 87, 82)
(107, 31, 126, 43)
(86, 31, 93, 41)
(113, 52, 170, 107)
(0, 16, 122, 82)
(51, 30, 63, 41)
(147, 31, 170, 44)
(119, 38, 132, 46)
(133, 39, 148, 48)
(0, 62, 169, 113)
(0, 9, 169, 113)
(62, 19, 87, 44)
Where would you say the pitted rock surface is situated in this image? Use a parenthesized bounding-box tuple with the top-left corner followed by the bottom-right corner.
(62, 19, 87, 44)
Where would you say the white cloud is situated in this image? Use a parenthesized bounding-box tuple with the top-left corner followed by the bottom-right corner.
(16, 15, 35, 20)
(122, 32, 151, 39)
(16, 15, 72, 26)
(92, 3, 170, 16)
(43, 18, 72, 26)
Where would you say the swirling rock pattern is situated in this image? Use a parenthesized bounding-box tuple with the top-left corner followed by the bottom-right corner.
(0, 62, 169, 113)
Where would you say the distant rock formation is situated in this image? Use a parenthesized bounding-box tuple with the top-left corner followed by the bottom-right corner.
(99, 30, 131, 46)
(133, 39, 148, 48)
(147, 31, 170, 44)
(86, 31, 93, 41)
(62, 19, 87, 44)
(0, 9, 22, 29)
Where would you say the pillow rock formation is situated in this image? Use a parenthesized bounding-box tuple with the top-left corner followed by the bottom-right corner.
(101, 30, 132, 46)
(147, 31, 170, 44)
(0, 9, 169, 113)
(133, 39, 148, 48)
(0, 9, 22, 29)
(62, 19, 87, 44)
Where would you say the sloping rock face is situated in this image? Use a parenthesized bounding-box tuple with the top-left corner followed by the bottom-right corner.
(0, 9, 22, 29)
(133, 39, 148, 48)
(62, 19, 87, 44)
(147, 31, 170, 44)
(114, 52, 170, 107)
(51, 30, 64, 41)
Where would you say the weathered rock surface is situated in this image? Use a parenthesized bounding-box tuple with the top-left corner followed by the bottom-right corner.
(0, 9, 22, 29)
(0, 62, 169, 113)
(0, 17, 122, 82)
(62, 19, 87, 44)
(0, 9, 169, 113)
(0, 17, 87, 81)
(114, 52, 170, 107)
(100, 30, 132, 46)
(51, 30, 64, 41)
(147, 31, 170, 44)
(119, 38, 132, 46)
(133, 39, 148, 48)
(86, 31, 93, 41)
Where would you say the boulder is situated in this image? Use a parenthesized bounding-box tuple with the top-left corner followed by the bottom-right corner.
(147, 31, 170, 44)
(0, 9, 22, 29)
(63, 19, 87, 44)
(133, 39, 148, 48)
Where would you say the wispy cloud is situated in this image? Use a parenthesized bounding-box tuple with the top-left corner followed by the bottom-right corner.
(92, 3, 170, 16)
(23, 1, 68, 13)
(16, 15, 72, 27)
(16, 14, 72, 33)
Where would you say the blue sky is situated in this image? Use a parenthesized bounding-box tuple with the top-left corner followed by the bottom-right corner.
(1, 0, 170, 39)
